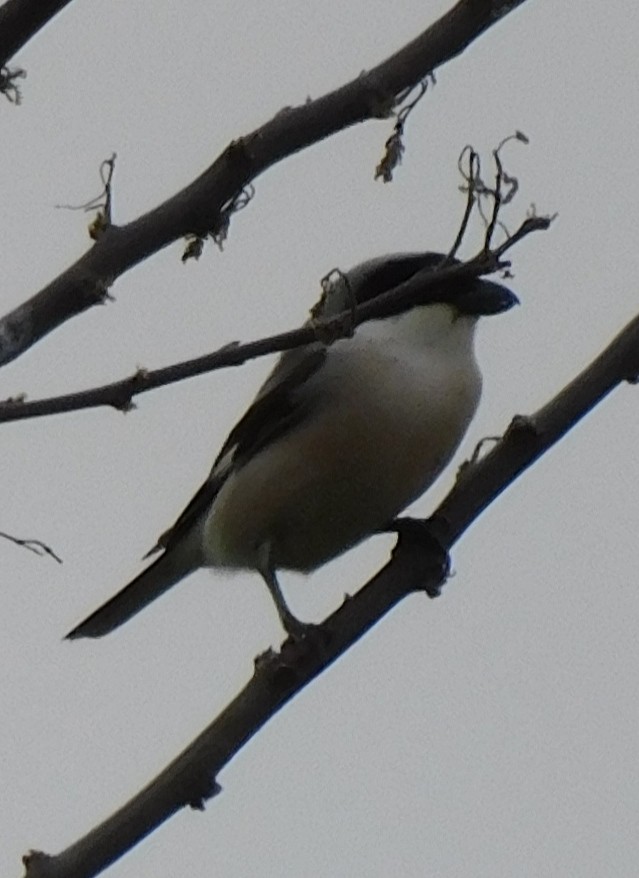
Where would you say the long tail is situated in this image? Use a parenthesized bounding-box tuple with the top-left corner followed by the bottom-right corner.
(65, 549, 195, 640)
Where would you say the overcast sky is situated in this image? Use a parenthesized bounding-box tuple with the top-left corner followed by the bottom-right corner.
(3, 2, 639, 876)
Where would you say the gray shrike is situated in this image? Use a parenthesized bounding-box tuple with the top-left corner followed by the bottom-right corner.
(67, 252, 517, 640)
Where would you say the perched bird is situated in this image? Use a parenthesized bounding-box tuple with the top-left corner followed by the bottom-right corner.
(66, 252, 517, 640)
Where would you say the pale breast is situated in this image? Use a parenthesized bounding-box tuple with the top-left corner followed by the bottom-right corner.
(204, 328, 481, 573)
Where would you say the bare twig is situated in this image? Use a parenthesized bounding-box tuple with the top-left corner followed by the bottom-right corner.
(56, 154, 118, 241)
(0, 531, 62, 563)
(0, 216, 552, 425)
(493, 213, 555, 259)
(446, 146, 481, 261)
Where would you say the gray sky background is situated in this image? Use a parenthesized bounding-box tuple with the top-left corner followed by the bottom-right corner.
(2, 1, 639, 876)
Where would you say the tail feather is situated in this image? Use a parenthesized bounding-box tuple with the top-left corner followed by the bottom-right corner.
(65, 549, 195, 640)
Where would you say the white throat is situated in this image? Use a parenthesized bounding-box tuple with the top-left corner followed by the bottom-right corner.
(357, 302, 478, 357)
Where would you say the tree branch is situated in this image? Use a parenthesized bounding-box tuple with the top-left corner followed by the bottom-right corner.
(0, 530, 62, 562)
(0, 214, 550, 425)
(0, 0, 74, 68)
(22, 300, 639, 877)
(0, 0, 530, 368)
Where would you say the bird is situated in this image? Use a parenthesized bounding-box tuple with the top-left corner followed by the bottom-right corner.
(66, 252, 518, 641)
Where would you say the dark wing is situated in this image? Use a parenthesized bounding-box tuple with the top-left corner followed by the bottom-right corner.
(147, 344, 327, 555)
(213, 344, 327, 469)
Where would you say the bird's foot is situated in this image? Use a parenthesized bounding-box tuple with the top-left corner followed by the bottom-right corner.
(281, 611, 316, 641)
(383, 516, 451, 597)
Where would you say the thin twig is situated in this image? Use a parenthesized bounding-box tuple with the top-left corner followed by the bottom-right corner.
(447, 146, 480, 261)
(0, 214, 553, 426)
(0, 531, 62, 563)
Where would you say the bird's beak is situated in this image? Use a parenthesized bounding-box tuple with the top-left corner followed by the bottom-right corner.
(456, 278, 520, 316)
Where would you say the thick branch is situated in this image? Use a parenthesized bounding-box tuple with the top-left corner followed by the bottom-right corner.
(22, 302, 639, 878)
(0, 0, 74, 67)
(438, 313, 639, 538)
(0, 0, 529, 368)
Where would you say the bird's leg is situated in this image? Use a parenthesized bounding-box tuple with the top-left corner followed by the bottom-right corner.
(257, 543, 311, 639)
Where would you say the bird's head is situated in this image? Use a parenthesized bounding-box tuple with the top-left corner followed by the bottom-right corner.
(316, 252, 519, 324)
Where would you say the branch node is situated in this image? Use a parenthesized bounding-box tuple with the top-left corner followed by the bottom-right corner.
(187, 775, 222, 810)
(226, 136, 253, 167)
(363, 78, 397, 119)
(22, 849, 55, 878)
(116, 398, 137, 414)
(458, 435, 502, 477)
(254, 647, 278, 671)
(55, 153, 118, 240)
(2, 391, 27, 405)
(181, 235, 205, 262)
(507, 413, 539, 439)
(254, 632, 332, 692)
(78, 276, 114, 306)
(310, 270, 357, 342)
(182, 182, 256, 261)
